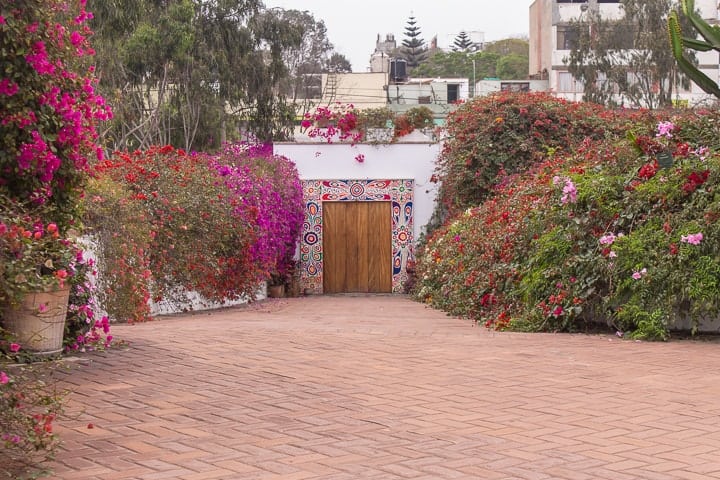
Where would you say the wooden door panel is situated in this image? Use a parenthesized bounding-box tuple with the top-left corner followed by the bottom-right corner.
(323, 202, 344, 294)
(354, 202, 369, 293)
(323, 201, 392, 294)
(367, 202, 392, 292)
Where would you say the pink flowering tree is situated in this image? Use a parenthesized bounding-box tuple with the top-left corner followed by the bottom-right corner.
(0, 0, 111, 215)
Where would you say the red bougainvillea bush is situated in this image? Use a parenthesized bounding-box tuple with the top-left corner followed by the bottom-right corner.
(414, 94, 720, 340)
(432, 92, 642, 222)
(86, 143, 303, 321)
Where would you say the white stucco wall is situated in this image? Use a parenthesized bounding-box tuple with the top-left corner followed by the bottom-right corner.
(273, 138, 442, 241)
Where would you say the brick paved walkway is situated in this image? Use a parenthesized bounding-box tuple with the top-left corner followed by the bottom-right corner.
(48, 295, 720, 480)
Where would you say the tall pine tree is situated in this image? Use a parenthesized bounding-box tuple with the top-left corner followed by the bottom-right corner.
(452, 31, 474, 52)
(401, 15, 428, 68)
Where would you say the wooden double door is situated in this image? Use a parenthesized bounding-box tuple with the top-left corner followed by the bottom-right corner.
(323, 201, 393, 293)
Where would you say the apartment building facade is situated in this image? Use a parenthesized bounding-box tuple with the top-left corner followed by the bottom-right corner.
(529, 0, 720, 107)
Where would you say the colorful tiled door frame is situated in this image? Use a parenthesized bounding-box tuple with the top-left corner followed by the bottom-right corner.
(300, 179, 414, 294)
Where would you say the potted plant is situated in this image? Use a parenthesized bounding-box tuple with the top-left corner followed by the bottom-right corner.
(0, 197, 79, 355)
(267, 271, 287, 298)
(394, 106, 436, 141)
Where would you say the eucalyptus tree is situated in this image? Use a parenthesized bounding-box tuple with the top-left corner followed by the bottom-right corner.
(270, 8, 351, 116)
(91, 0, 303, 151)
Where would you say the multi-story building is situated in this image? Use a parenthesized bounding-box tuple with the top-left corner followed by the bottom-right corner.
(387, 77, 470, 117)
(529, 0, 720, 107)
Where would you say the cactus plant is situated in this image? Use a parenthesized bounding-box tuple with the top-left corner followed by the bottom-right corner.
(668, 0, 720, 97)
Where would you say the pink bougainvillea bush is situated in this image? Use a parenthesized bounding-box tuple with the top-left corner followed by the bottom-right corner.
(414, 94, 720, 340)
(86, 143, 304, 321)
(214, 143, 305, 284)
(0, 0, 111, 216)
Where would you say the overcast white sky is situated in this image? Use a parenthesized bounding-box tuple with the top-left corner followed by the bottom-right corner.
(262, 0, 532, 72)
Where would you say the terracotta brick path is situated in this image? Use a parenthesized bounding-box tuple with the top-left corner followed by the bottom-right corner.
(49, 295, 720, 479)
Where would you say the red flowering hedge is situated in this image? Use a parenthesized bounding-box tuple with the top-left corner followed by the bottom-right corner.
(415, 96, 720, 339)
(86, 144, 303, 321)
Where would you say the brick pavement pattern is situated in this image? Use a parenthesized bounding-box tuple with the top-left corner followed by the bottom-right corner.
(48, 295, 720, 480)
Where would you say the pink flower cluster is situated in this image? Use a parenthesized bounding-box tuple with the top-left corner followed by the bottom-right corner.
(632, 267, 647, 280)
(681, 232, 703, 245)
(599, 233, 617, 245)
(301, 104, 362, 145)
(0, 78, 18, 96)
(553, 176, 577, 204)
(656, 121, 675, 139)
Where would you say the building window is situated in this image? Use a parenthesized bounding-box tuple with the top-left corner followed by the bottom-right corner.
(556, 24, 580, 50)
(447, 84, 459, 103)
(501, 82, 530, 92)
(557, 72, 583, 93)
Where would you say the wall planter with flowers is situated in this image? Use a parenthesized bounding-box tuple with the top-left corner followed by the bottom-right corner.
(357, 107, 396, 143)
(0, 198, 77, 356)
(300, 103, 362, 144)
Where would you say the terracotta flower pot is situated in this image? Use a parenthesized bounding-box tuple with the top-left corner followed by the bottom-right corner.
(267, 284, 285, 298)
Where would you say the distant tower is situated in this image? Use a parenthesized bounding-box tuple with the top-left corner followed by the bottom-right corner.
(370, 33, 397, 73)
(429, 35, 438, 56)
